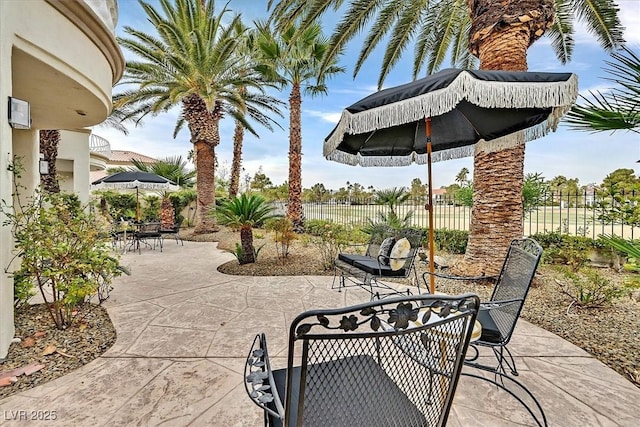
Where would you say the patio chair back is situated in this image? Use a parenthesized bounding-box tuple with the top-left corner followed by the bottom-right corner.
(333, 226, 424, 299)
(484, 238, 543, 346)
(245, 293, 479, 427)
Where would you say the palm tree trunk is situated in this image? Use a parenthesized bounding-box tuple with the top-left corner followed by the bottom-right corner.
(456, 1, 554, 276)
(183, 94, 219, 234)
(240, 226, 255, 264)
(287, 82, 304, 232)
(39, 130, 60, 193)
(229, 119, 244, 198)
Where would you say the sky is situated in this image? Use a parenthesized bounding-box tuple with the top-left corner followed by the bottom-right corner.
(99, 0, 640, 192)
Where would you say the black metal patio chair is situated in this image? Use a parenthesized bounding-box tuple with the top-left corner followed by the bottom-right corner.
(245, 293, 479, 427)
(423, 237, 547, 426)
(132, 222, 163, 254)
(160, 222, 183, 246)
(332, 226, 424, 299)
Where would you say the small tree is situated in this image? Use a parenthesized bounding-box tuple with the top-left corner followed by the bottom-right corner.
(2, 189, 123, 329)
(215, 194, 279, 264)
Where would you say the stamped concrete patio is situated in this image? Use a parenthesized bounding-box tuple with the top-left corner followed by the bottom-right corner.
(1, 241, 639, 426)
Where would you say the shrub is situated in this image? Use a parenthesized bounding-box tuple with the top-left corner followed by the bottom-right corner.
(531, 231, 596, 271)
(2, 191, 124, 328)
(433, 229, 468, 254)
(304, 220, 359, 270)
(556, 266, 629, 309)
(142, 194, 161, 221)
(266, 217, 296, 261)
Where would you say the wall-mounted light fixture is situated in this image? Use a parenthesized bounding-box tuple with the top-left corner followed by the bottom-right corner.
(39, 154, 49, 175)
(8, 97, 31, 129)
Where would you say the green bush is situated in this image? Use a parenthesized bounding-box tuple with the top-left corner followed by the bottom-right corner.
(168, 189, 197, 226)
(531, 231, 598, 271)
(304, 220, 353, 270)
(2, 191, 124, 328)
(557, 266, 630, 308)
(433, 229, 468, 254)
(97, 191, 137, 220)
(142, 194, 161, 221)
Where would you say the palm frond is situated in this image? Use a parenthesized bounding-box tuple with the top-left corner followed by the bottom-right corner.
(546, 0, 574, 64)
(572, 0, 625, 51)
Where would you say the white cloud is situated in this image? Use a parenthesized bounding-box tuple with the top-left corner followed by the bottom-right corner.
(305, 110, 343, 124)
(572, 0, 640, 46)
(619, 0, 640, 44)
(578, 83, 613, 98)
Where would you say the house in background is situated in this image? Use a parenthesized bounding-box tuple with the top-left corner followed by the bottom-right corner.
(432, 188, 448, 205)
(0, 0, 124, 359)
(89, 147, 159, 184)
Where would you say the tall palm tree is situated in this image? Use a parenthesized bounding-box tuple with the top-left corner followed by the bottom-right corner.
(254, 21, 345, 231)
(116, 0, 270, 234)
(565, 46, 640, 134)
(268, 0, 624, 274)
(227, 21, 285, 199)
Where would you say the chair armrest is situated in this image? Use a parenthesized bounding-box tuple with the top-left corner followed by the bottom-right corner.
(422, 271, 497, 283)
(244, 333, 285, 421)
(480, 298, 523, 310)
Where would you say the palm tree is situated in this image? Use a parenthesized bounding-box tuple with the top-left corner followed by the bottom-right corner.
(39, 130, 61, 193)
(268, 0, 624, 275)
(215, 194, 279, 264)
(254, 20, 345, 231)
(116, 0, 271, 234)
(131, 156, 196, 188)
(227, 21, 285, 198)
(374, 187, 410, 217)
(565, 46, 640, 134)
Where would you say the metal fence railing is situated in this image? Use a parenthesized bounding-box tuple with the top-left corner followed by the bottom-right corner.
(302, 190, 639, 240)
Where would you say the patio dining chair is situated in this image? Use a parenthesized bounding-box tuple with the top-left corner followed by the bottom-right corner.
(245, 293, 479, 427)
(423, 238, 547, 426)
(133, 222, 164, 254)
(160, 222, 183, 246)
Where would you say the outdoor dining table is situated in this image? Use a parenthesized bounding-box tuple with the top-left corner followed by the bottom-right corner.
(116, 221, 162, 254)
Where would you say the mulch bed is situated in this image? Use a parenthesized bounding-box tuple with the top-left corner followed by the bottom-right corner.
(0, 304, 115, 399)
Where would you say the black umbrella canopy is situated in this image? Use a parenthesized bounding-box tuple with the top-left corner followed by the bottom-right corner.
(91, 171, 178, 190)
(324, 68, 578, 293)
(91, 171, 179, 222)
(324, 68, 578, 166)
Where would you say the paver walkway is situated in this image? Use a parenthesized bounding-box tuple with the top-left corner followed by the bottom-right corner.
(1, 241, 639, 426)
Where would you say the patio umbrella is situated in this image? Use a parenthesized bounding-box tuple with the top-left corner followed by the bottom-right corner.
(91, 171, 179, 221)
(324, 68, 578, 293)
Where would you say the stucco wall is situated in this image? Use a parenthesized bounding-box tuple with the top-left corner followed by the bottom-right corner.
(58, 129, 91, 202)
(0, 0, 122, 359)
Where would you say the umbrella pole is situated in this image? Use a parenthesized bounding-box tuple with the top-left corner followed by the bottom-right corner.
(136, 187, 140, 222)
(426, 118, 436, 294)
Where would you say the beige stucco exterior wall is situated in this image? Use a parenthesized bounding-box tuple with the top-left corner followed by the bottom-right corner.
(57, 129, 92, 202)
(0, 0, 123, 359)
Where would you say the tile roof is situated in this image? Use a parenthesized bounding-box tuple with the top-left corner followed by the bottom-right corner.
(109, 150, 157, 164)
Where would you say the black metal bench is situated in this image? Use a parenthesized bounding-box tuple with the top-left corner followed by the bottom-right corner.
(332, 226, 424, 299)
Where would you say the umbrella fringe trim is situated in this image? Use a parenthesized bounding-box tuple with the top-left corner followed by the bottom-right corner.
(325, 107, 569, 167)
(91, 182, 179, 190)
(324, 71, 578, 156)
